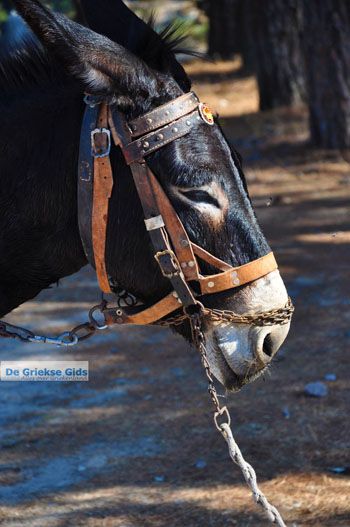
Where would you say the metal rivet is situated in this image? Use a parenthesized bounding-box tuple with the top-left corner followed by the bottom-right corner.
(147, 118, 153, 124)
(181, 262, 188, 269)
(197, 116, 201, 121)
(188, 261, 195, 268)
(208, 281, 215, 288)
(232, 271, 238, 278)
(143, 141, 150, 149)
(165, 111, 170, 116)
(180, 239, 189, 248)
(173, 127, 178, 133)
(186, 120, 191, 126)
(173, 292, 179, 298)
(156, 134, 164, 141)
(233, 278, 240, 286)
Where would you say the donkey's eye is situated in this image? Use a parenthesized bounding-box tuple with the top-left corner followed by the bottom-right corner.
(179, 189, 221, 209)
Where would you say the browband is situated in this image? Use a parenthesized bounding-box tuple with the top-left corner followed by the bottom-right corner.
(78, 92, 278, 326)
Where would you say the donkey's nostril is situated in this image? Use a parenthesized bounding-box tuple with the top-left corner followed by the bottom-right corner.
(262, 333, 274, 358)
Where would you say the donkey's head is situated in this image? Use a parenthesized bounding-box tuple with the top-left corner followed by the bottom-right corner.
(13, 0, 291, 391)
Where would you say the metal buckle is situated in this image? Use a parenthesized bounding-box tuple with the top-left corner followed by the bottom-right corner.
(91, 128, 111, 158)
(154, 250, 181, 279)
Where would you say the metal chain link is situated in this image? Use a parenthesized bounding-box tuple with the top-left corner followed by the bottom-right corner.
(157, 298, 294, 328)
(0, 302, 108, 347)
(189, 311, 288, 527)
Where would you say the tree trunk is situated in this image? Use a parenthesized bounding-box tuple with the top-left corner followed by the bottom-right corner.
(207, 0, 240, 59)
(237, 0, 255, 73)
(250, 0, 305, 111)
(303, 0, 350, 149)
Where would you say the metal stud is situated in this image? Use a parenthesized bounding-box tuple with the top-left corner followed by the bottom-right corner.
(165, 111, 170, 116)
(173, 127, 178, 133)
(188, 261, 195, 268)
(143, 141, 150, 149)
(156, 134, 164, 141)
(232, 271, 239, 285)
(181, 262, 188, 269)
(147, 118, 153, 124)
(186, 120, 191, 126)
(208, 281, 215, 289)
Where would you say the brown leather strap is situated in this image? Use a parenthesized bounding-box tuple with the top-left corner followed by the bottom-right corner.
(109, 105, 198, 308)
(128, 161, 198, 307)
(104, 292, 181, 326)
(147, 169, 200, 281)
(123, 110, 199, 164)
(128, 92, 199, 138)
(191, 243, 233, 272)
(198, 252, 278, 295)
(92, 103, 113, 293)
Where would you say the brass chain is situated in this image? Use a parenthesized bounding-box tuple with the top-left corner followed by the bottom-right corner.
(157, 297, 294, 328)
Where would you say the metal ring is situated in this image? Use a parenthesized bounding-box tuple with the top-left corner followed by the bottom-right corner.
(214, 406, 231, 432)
(89, 305, 108, 330)
(59, 332, 79, 347)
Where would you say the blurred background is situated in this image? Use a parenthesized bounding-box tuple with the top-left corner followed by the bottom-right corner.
(0, 1, 349, 526)
(1, 0, 350, 150)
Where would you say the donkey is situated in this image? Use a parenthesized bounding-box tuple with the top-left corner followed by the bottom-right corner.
(0, 0, 291, 391)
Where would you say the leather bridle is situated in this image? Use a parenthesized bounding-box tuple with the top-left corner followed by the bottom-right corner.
(78, 91, 291, 327)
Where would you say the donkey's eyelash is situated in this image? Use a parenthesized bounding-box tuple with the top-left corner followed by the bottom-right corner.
(179, 189, 221, 208)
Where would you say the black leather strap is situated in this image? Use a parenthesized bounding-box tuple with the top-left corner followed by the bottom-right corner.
(78, 103, 100, 266)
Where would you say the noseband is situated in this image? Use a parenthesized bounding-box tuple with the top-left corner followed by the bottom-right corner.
(78, 92, 293, 327)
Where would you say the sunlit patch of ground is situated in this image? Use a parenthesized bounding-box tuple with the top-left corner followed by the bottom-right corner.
(0, 59, 349, 526)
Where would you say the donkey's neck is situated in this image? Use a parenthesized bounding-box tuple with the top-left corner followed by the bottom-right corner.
(0, 87, 87, 317)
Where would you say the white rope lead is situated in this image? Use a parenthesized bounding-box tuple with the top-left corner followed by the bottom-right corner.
(220, 423, 288, 527)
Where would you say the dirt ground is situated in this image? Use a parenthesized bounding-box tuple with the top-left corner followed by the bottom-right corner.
(0, 60, 349, 527)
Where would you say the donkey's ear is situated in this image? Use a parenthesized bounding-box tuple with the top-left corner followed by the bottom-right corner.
(12, 0, 160, 100)
(80, 0, 191, 92)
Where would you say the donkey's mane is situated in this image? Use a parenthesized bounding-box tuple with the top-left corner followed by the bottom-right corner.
(144, 16, 199, 61)
(0, 15, 195, 96)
